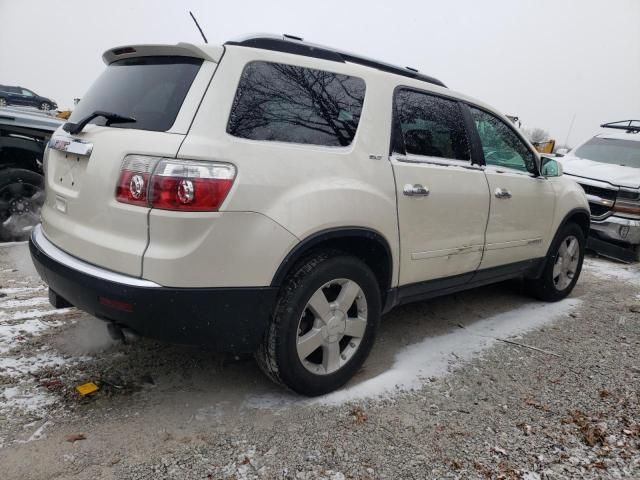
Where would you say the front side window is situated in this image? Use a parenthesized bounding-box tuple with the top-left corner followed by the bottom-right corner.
(470, 107, 536, 174)
(227, 61, 366, 147)
(20, 89, 34, 97)
(393, 89, 470, 161)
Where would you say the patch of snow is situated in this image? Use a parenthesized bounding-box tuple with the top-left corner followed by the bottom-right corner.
(0, 318, 63, 354)
(16, 421, 52, 443)
(317, 298, 580, 405)
(0, 385, 57, 414)
(244, 298, 581, 409)
(584, 258, 640, 285)
(0, 296, 50, 309)
(0, 308, 72, 321)
(0, 350, 74, 377)
(0, 286, 46, 295)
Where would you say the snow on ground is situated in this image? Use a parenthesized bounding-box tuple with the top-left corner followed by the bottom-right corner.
(584, 257, 640, 286)
(245, 298, 581, 409)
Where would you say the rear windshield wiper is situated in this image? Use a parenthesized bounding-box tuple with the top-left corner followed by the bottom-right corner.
(63, 110, 136, 134)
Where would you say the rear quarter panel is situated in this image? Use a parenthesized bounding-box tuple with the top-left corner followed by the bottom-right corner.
(165, 46, 400, 288)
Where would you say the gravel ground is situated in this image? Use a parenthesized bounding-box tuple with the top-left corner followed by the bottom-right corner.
(0, 243, 638, 479)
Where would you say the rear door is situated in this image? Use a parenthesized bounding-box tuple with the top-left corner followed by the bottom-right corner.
(42, 55, 215, 276)
(391, 89, 490, 289)
(468, 106, 555, 268)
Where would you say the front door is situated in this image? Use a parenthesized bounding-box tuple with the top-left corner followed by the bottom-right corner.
(391, 89, 490, 289)
(468, 106, 555, 269)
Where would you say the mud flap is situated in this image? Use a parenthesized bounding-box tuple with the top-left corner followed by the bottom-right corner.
(49, 288, 73, 309)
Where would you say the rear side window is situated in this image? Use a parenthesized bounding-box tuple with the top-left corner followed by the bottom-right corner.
(227, 61, 366, 147)
(69, 56, 202, 132)
(393, 89, 470, 160)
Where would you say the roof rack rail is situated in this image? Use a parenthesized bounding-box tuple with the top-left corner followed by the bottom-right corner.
(224, 34, 447, 88)
(600, 120, 640, 134)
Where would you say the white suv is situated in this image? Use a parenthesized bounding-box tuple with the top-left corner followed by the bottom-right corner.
(30, 35, 590, 395)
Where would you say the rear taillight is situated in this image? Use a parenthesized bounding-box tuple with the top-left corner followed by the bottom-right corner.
(116, 156, 236, 211)
(116, 155, 159, 207)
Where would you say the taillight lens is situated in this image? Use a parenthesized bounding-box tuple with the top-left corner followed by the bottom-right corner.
(150, 160, 235, 211)
(116, 156, 236, 212)
(116, 155, 159, 206)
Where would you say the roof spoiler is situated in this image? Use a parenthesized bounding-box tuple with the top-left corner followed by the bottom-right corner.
(600, 120, 640, 134)
(102, 43, 223, 65)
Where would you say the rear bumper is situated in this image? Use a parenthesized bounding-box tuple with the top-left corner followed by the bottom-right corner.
(29, 225, 277, 352)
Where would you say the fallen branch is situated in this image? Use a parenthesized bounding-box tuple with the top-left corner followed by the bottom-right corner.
(496, 338, 561, 357)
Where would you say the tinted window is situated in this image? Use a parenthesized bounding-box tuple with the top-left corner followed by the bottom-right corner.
(470, 107, 536, 173)
(227, 61, 366, 147)
(574, 137, 640, 168)
(394, 89, 470, 160)
(69, 56, 202, 132)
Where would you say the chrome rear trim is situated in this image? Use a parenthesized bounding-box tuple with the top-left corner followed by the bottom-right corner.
(31, 224, 161, 288)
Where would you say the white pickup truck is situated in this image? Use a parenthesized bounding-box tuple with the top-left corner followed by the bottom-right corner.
(558, 120, 640, 262)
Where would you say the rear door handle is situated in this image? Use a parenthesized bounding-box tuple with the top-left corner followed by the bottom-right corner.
(403, 184, 430, 197)
(494, 188, 512, 199)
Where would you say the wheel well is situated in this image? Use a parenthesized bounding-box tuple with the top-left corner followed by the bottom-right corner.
(271, 229, 393, 303)
(565, 210, 590, 238)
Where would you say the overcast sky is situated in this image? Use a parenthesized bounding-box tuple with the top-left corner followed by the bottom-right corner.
(1, 0, 639, 147)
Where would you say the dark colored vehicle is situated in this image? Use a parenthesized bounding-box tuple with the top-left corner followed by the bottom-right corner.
(0, 107, 63, 241)
(0, 85, 58, 111)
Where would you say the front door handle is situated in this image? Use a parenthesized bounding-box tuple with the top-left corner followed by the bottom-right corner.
(494, 187, 512, 199)
(403, 184, 430, 197)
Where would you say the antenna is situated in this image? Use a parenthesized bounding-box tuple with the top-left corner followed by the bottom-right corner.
(189, 11, 208, 44)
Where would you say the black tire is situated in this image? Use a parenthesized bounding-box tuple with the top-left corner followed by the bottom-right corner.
(526, 223, 585, 302)
(0, 169, 45, 242)
(39, 102, 52, 111)
(0, 98, 7, 108)
(256, 251, 381, 396)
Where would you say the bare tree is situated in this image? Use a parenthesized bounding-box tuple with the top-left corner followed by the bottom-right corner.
(524, 127, 551, 144)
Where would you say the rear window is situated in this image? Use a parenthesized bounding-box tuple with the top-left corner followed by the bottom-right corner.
(69, 56, 202, 132)
(227, 61, 366, 147)
(574, 137, 640, 168)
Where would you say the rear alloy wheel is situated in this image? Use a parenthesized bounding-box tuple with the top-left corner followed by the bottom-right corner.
(257, 252, 381, 396)
(0, 169, 45, 241)
(526, 223, 585, 302)
(297, 278, 368, 376)
(0, 98, 7, 107)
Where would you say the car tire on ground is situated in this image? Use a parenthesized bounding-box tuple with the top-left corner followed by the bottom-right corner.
(256, 251, 381, 396)
(39, 102, 52, 111)
(0, 98, 7, 107)
(0, 168, 45, 242)
(526, 223, 585, 302)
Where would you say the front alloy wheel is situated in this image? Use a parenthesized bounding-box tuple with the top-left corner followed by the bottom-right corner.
(552, 235, 580, 290)
(526, 223, 585, 302)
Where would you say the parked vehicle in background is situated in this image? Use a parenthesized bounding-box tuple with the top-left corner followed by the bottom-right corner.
(0, 85, 58, 111)
(0, 107, 63, 240)
(30, 35, 589, 395)
(557, 121, 640, 262)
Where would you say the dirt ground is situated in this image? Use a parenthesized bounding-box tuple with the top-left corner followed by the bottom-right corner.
(0, 243, 638, 479)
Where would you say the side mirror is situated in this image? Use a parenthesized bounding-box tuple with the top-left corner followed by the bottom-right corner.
(540, 157, 563, 177)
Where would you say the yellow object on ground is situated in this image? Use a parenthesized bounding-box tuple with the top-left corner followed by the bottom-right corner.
(75, 382, 99, 396)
